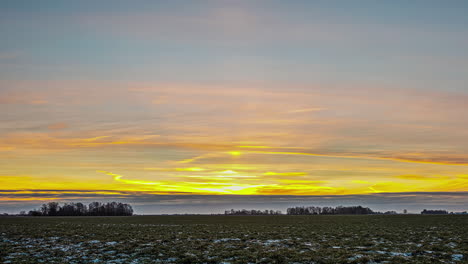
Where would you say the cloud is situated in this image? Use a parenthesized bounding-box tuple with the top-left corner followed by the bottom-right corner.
(1, 79, 467, 200)
(245, 150, 468, 166)
(1, 190, 467, 214)
(92, 168, 465, 196)
(0, 95, 48, 105)
(396, 175, 451, 181)
(263, 172, 308, 176)
(0, 51, 21, 61)
(74, 3, 468, 53)
(352, 180, 370, 184)
(287, 108, 325, 114)
(2, 80, 467, 165)
(176, 148, 468, 166)
(47, 122, 68, 130)
(1, 126, 467, 167)
(98, 170, 161, 186)
(97, 170, 268, 195)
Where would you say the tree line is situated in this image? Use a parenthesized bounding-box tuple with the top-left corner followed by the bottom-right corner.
(421, 209, 448, 215)
(225, 209, 282, 215)
(223, 206, 375, 215)
(27, 201, 133, 216)
(222, 207, 466, 215)
(286, 205, 374, 215)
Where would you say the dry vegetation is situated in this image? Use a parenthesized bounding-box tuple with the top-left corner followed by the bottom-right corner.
(0, 215, 466, 263)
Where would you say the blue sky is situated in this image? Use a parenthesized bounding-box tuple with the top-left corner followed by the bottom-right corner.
(2, 0, 468, 86)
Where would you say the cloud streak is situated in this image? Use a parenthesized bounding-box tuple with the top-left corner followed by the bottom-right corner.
(0, 190, 467, 214)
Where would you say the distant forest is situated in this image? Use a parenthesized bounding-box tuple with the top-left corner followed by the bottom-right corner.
(286, 206, 374, 215)
(223, 206, 467, 215)
(27, 202, 133, 216)
(421, 209, 448, 215)
(3, 203, 463, 216)
(224, 206, 375, 215)
(225, 209, 282, 215)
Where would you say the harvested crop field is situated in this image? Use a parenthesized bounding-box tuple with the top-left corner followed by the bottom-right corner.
(0, 215, 466, 263)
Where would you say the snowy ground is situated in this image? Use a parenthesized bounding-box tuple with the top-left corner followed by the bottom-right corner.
(0, 215, 466, 263)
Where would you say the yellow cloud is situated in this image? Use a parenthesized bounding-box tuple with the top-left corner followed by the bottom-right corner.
(176, 167, 206, 172)
(396, 174, 451, 181)
(245, 150, 468, 166)
(352, 180, 371, 184)
(220, 170, 236, 174)
(288, 108, 325, 113)
(236, 145, 270, 149)
(264, 172, 307, 176)
(98, 170, 168, 186)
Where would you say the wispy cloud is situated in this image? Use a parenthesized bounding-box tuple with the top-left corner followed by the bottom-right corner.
(287, 108, 325, 114)
(47, 122, 68, 130)
(1, 190, 467, 214)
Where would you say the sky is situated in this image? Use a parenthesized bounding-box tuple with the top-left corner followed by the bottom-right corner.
(1, 0, 467, 214)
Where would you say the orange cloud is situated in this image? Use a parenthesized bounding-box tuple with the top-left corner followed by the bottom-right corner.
(245, 150, 468, 166)
(47, 122, 68, 130)
(396, 174, 451, 181)
(287, 108, 325, 113)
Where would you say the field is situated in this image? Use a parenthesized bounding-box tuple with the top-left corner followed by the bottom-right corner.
(0, 215, 466, 264)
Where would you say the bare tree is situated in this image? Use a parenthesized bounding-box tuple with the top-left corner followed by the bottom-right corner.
(29, 201, 133, 216)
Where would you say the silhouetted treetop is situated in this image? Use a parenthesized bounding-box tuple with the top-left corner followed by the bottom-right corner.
(287, 205, 374, 215)
(28, 201, 133, 216)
